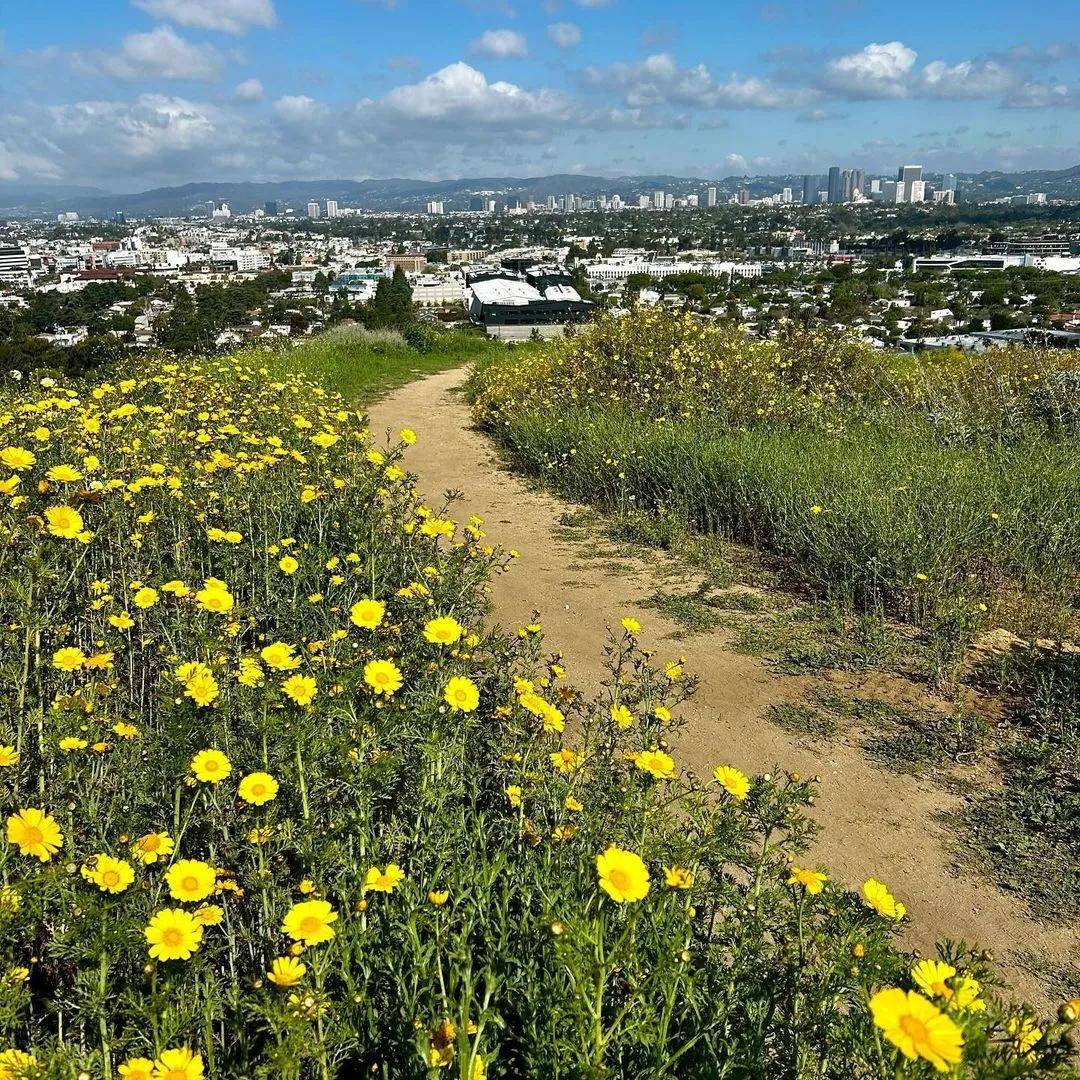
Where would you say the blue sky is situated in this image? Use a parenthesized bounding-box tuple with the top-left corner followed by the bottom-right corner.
(0, 0, 1077, 190)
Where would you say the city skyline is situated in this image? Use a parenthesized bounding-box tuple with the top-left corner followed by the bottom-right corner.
(0, 0, 1078, 191)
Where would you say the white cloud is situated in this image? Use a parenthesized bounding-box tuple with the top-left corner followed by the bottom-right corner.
(547, 22, 582, 49)
(233, 77, 264, 102)
(823, 41, 916, 99)
(586, 53, 816, 109)
(471, 29, 528, 59)
(97, 26, 223, 81)
(131, 0, 277, 34)
(916, 59, 1015, 99)
(1004, 81, 1080, 109)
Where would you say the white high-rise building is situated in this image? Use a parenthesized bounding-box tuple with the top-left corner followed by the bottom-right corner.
(907, 180, 926, 204)
(781, 187, 793, 203)
(706, 185, 718, 207)
(653, 190, 665, 209)
(638, 195, 650, 209)
(325, 199, 339, 218)
(426, 200, 444, 215)
(307, 201, 321, 219)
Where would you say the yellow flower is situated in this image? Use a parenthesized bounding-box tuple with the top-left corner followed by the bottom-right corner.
(0, 1050, 38, 1077)
(132, 832, 174, 865)
(596, 845, 650, 903)
(664, 866, 694, 890)
(113, 722, 139, 739)
(278, 555, 299, 574)
(118, 1057, 156, 1080)
(165, 859, 217, 903)
(363, 864, 405, 894)
(267, 956, 306, 988)
(869, 988, 963, 1072)
(364, 658, 403, 696)
(664, 661, 683, 680)
(260, 641, 300, 671)
(145, 908, 204, 961)
(282, 899, 338, 945)
(428, 890, 450, 907)
(444, 676, 479, 713)
(0, 747, 17, 768)
(0, 447, 35, 471)
(152, 1047, 204, 1080)
(424, 615, 464, 645)
(505, 785, 522, 808)
(238, 771, 279, 806)
(787, 866, 828, 895)
(81, 854, 135, 893)
(565, 795, 583, 812)
(620, 616, 642, 635)
(399, 427, 417, 445)
(1007, 1016, 1043, 1058)
(633, 749, 676, 779)
(162, 580, 190, 597)
(862, 878, 907, 921)
(610, 704, 633, 728)
(52, 646, 87, 672)
(550, 748, 584, 774)
(653, 705, 672, 723)
(109, 612, 135, 630)
(712, 765, 750, 801)
(349, 598, 386, 630)
(195, 582, 233, 614)
(190, 748, 232, 784)
(45, 504, 85, 539)
(46, 463, 83, 483)
(194, 904, 224, 926)
(133, 586, 159, 609)
(281, 673, 317, 706)
(6, 808, 64, 861)
(912, 959, 958, 1000)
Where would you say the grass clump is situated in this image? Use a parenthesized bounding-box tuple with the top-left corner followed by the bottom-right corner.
(0, 355, 1075, 1076)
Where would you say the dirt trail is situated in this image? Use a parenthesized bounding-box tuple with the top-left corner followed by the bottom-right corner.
(368, 366, 1077, 1005)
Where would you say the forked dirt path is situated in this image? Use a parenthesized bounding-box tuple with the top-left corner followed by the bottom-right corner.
(368, 366, 1078, 1006)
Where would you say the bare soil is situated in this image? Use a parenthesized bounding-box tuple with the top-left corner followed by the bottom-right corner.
(368, 366, 1078, 1006)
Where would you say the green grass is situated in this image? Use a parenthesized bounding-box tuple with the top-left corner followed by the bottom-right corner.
(256, 323, 508, 403)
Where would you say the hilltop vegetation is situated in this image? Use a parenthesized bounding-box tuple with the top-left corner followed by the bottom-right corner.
(0, 340, 1075, 1076)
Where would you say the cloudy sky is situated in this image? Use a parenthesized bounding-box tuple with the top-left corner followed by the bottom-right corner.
(1, 0, 1077, 190)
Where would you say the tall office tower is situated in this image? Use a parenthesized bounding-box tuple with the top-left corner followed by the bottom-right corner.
(851, 169, 866, 198)
(638, 194, 650, 208)
(264, 201, 279, 216)
(870, 177, 881, 194)
(898, 165, 922, 189)
(737, 187, 750, 205)
(907, 179, 926, 203)
(307, 201, 321, 219)
(883, 180, 904, 203)
(841, 169, 853, 202)
(802, 174, 817, 204)
(653, 190, 665, 209)
(827, 166, 842, 204)
(546, 195, 557, 209)
(706, 185, 717, 207)
(942, 173, 957, 192)
(325, 199, 338, 218)
(781, 187, 793, 203)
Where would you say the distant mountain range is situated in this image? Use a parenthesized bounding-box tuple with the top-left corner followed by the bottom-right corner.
(2, 166, 1078, 219)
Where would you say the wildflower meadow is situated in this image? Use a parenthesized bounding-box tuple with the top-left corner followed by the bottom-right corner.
(0, 348, 1075, 1078)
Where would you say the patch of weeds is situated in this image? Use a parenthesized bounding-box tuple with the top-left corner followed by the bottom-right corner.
(956, 645, 1080, 920)
(609, 506, 689, 550)
(766, 701, 840, 741)
(862, 701, 986, 774)
(640, 584, 729, 636)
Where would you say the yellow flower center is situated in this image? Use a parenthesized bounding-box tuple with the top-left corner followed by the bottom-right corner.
(899, 1015, 929, 1045)
(102, 870, 120, 887)
(22, 826, 43, 846)
(300, 916, 322, 936)
(608, 868, 630, 893)
(182, 876, 199, 893)
(162, 927, 184, 947)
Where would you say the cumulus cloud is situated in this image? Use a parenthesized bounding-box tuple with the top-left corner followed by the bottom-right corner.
(95, 26, 223, 81)
(233, 77, 264, 102)
(131, 0, 277, 34)
(547, 22, 582, 49)
(822, 41, 916, 99)
(585, 53, 816, 109)
(1003, 81, 1080, 109)
(471, 29, 528, 59)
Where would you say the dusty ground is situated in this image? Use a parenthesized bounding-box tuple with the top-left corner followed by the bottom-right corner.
(368, 366, 1078, 1006)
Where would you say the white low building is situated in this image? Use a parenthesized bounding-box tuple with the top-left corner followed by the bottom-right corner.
(586, 259, 763, 285)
